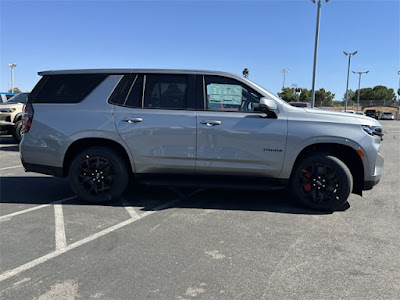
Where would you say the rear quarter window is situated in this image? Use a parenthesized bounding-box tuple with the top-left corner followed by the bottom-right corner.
(29, 74, 107, 103)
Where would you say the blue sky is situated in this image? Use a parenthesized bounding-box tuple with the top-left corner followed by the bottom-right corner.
(1, 0, 399, 100)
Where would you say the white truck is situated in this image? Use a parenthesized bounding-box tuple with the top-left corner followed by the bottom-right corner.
(0, 93, 29, 143)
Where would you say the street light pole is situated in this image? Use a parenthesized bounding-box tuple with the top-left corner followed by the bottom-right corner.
(397, 70, 400, 103)
(8, 63, 17, 93)
(343, 51, 357, 111)
(352, 70, 369, 112)
(310, 0, 329, 108)
(281, 68, 289, 89)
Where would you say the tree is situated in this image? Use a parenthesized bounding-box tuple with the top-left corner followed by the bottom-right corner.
(315, 88, 335, 106)
(343, 89, 355, 106)
(8, 87, 21, 93)
(299, 88, 311, 102)
(278, 87, 334, 106)
(278, 87, 300, 102)
(371, 85, 396, 100)
(350, 85, 396, 102)
(344, 89, 355, 100)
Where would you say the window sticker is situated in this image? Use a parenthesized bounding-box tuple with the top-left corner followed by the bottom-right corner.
(207, 84, 242, 105)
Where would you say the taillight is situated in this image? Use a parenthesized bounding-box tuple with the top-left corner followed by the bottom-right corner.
(23, 103, 34, 132)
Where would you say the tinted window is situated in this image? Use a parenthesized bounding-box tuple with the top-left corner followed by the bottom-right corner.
(108, 74, 143, 107)
(204, 76, 262, 112)
(108, 75, 135, 105)
(144, 75, 188, 109)
(29, 74, 107, 103)
(125, 75, 143, 107)
(6, 93, 29, 104)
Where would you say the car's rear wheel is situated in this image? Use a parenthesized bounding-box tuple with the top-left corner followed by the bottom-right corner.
(290, 153, 353, 212)
(69, 146, 129, 204)
(12, 120, 23, 143)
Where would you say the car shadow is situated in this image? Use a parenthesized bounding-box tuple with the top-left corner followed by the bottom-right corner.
(0, 144, 19, 152)
(161, 187, 350, 215)
(0, 176, 349, 215)
(0, 136, 19, 152)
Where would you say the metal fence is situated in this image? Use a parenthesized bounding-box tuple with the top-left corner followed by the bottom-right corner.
(358, 99, 399, 108)
(317, 99, 400, 120)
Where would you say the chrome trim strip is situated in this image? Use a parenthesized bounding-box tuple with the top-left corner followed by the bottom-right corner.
(142, 75, 146, 108)
(122, 75, 138, 106)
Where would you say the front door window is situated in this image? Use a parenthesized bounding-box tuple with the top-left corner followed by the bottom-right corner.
(204, 76, 262, 112)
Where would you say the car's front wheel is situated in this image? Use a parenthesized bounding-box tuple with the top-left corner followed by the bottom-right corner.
(69, 146, 129, 204)
(290, 153, 353, 212)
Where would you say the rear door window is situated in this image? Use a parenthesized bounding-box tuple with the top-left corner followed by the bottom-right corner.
(144, 74, 192, 109)
(108, 74, 143, 107)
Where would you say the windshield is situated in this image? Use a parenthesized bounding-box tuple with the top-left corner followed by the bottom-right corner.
(6, 93, 29, 104)
(240, 77, 290, 106)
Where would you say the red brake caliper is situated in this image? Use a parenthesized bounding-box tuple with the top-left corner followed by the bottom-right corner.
(303, 172, 312, 192)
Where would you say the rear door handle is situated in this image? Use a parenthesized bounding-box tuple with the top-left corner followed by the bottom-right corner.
(122, 118, 143, 123)
(200, 120, 222, 126)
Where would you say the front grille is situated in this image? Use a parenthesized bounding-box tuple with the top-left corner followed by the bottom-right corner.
(0, 115, 11, 122)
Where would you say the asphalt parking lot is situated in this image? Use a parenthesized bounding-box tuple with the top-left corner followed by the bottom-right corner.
(0, 120, 399, 300)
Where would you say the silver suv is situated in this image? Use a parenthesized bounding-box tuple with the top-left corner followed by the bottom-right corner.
(20, 69, 384, 211)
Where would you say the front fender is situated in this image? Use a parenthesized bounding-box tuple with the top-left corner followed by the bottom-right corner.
(279, 135, 367, 179)
(13, 112, 23, 123)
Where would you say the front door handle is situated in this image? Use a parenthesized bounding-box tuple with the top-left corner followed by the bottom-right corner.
(122, 118, 143, 123)
(200, 120, 222, 126)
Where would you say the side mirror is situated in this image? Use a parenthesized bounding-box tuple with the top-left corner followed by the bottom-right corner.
(259, 97, 278, 113)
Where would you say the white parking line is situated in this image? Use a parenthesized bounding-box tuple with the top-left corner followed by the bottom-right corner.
(0, 196, 77, 221)
(122, 198, 142, 220)
(0, 165, 22, 171)
(0, 192, 196, 283)
(54, 204, 67, 250)
(0, 218, 136, 283)
(0, 204, 50, 221)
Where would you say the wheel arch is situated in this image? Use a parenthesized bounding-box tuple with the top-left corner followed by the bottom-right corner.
(291, 143, 364, 196)
(63, 138, 133, 177)
(13, 112, 23, 123)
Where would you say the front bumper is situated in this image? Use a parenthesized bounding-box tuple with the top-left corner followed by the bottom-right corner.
(0, 121, 14, 133)
(363, 151, 384, 190)
(363, 179, 380, 190)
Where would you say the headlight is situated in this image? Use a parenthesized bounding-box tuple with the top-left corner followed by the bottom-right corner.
(362, 125, 383, 139)
(0, 108, 16, 113)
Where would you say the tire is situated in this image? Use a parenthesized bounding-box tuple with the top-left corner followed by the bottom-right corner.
(290, 153, 353, 212)
(69, 146, 129, 204)
(12, 120, 23, 143)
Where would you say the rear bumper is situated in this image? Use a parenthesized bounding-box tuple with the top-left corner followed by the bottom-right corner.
(21, 160, 64, 177)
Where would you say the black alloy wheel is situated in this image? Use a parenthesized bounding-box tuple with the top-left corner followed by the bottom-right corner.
(69, 146, 129, 204)
(78, 155, 115, 195)
(290, 153, 353, 212)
